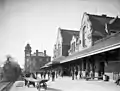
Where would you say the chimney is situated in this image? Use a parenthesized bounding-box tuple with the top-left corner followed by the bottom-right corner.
(36, 50, 38, 56)
(44, 50, 46, 56)
(102, 14, 107, 17)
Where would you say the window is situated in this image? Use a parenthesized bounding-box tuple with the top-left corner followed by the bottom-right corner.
(72, 43, 74, 52)
(26, 58, 29, 62)
(82, 26, 86, 47)
(46, 58, 49, 62)
(83, 25, 92, 48)
(87, 34, 91, 39)
(73, 42, 75, 52)
(71, 43, 73, 52)
(26, 53, 30, 56)
(84, 39, 87, 48)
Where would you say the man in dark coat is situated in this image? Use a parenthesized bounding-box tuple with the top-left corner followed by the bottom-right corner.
(51, 70, 55, 81)
(43, 71, 46, 79)
(71, 67, 75, 80)
(75, 70, 78, 79)
(41, 72, 43, 79)
(24, 72, 31, 86)
(47, 71, 50, 80)
(115, 76, 120, 85)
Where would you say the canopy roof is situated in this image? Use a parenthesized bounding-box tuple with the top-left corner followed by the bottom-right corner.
(61, 32, 120, 63)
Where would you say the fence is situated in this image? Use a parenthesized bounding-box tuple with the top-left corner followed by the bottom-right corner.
(0, 81, 14, 91)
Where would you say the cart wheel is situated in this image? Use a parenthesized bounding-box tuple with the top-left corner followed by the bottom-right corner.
(37, 87, 41, 91)
(27, 84, 29, 87)
(118, 81, 120, 86)
(44, 85, 47, 90)
(27, 82, 29, 87)
(37, 84, 41, 91)
(38, 87, 41, 91)
(43, 83, 47, 89)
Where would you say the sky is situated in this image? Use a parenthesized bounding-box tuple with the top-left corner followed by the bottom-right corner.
(0, 0, 120, 67)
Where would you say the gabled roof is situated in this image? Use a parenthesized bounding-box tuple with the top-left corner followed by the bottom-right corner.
(86, 13, 120, 37)
(109, 16, 120, 24)
(108, 16, 120, 30)
(60, 28, 79, 45)
(61, 31, 120, 63)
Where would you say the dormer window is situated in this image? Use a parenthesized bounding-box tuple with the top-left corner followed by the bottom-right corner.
(71, 42, 76, 52)
(87, 34, 91, 39)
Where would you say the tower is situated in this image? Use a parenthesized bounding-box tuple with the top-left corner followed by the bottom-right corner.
(24, 43, 32, 72)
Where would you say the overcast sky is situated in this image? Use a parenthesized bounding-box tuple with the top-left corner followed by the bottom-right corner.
(0, 0, 120, 67)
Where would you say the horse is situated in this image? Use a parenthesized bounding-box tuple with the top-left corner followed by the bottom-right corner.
(24, 73, 37, 87)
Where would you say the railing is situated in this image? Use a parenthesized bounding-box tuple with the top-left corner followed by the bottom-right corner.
(0, 81, 14, 91)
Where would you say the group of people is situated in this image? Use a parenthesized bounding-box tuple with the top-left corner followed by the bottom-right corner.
(24, 70, 57, 82)
(71, 66, 82, 80)
(23, 70, 61, 88)
(39, 70, 56, 81)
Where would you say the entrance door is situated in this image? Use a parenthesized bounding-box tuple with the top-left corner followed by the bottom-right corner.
(99, 62, 105, 77)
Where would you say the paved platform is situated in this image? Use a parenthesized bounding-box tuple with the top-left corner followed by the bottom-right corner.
(10, 76, 120, 91)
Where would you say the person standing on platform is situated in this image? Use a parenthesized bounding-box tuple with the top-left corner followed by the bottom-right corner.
(41, 72, 43, 79)
(71, 67, 75, 80)
(43, 71, 47, 79)
(79, 71, 82, 79)
(55, 71, 57, 78)
(51, 70, 55, 81)
(75, 69, 78, 79)
(78, 66, 82, 79)
(47, 71, 50, 80)
(61, 70, 64, 78)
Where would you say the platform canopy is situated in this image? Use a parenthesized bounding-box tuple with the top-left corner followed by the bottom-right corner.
(61, 32, 120, 63)
(40, 65, 49, 69)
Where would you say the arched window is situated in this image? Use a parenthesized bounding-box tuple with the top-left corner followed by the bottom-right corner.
(82, 26, 87, 48)
(73, 42, 75, 52)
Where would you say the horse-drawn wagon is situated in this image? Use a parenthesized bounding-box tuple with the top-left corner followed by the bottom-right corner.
(24, 77, 48, 91)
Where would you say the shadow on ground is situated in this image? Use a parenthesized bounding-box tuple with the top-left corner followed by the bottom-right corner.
(47, 87, 62, 91)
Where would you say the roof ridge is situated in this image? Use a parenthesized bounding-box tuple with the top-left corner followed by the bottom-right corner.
(60, 28, 79, 32)
(109, 16, 120, 24)
(87, 13, 115, 19)
(94, 31, 120, 45)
